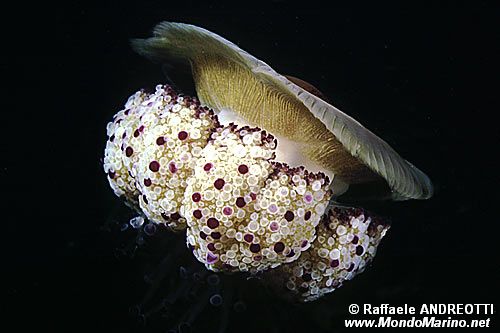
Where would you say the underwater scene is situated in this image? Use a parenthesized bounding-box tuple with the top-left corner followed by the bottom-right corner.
(4, 2, 498, 333)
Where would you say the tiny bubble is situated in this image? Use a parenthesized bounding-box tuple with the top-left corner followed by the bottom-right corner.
(144, 274, 153, 284)
(179, 266, 188, 279)
(136, 236, 145, 246)
(207, 274, 220, 286)
(143, 223, 156, 236)
(137, 314, 146, 326)
(233, 300, 247, 312)
(192, 272, 202, 282)
(130, 216, 144, 229)
(129, 305, 141, 317)
(178, 322, 191, 333)
(209, 294, 223, 307)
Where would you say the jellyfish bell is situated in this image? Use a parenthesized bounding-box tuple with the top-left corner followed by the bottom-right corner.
(131, 22, 433, 201)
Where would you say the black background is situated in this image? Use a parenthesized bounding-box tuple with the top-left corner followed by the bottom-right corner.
(3, 1, 499, 332)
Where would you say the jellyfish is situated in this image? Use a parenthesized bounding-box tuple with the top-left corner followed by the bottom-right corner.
(102, 21, 433, 311)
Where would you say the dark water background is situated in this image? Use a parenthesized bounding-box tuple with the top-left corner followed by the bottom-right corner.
(3, 1, 498, 332)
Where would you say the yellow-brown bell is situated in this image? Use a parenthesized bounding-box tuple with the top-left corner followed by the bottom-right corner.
(132, 22, 433, 201)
